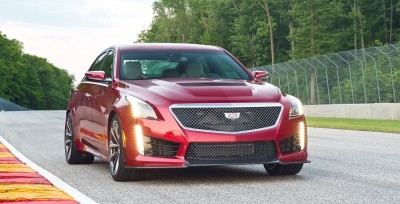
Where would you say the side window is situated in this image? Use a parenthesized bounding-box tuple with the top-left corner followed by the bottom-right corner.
(101, 50, 114, 79)
(89, 52, 107, 71)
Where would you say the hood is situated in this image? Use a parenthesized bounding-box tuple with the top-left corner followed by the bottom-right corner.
(122, 79, 281, 104)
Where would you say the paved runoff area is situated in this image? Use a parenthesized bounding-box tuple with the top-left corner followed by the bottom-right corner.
(0, 141, 77, 203)
(0, 111, 400, 204)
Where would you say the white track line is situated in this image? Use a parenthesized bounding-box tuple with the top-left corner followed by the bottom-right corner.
(0, 136, 97, 204)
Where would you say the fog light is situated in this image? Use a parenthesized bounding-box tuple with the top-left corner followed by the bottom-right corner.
(299, 121, 306, 150)
(135, 124, 144, 155)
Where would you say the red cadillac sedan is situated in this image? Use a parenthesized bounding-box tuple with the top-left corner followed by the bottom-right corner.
(65, 44, 308, 181)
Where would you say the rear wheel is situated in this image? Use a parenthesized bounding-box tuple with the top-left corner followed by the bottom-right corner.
(108, 115, 146, 181)
(65, 112, 94, 164)
(264, 163, 303, 175)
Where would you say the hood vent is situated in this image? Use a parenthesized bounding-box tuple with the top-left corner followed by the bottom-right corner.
(178, 82, 246, 87)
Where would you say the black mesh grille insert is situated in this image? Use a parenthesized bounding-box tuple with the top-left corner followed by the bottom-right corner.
(279, 135, 301, 155)
(185, 141, 278, 165)
(171, 106, 282, 132)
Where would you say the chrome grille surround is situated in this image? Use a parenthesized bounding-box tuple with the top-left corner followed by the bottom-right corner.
(169, 103, 283, 134)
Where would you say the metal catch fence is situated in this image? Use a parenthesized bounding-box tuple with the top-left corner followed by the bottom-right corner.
(251, 44, 400, 105)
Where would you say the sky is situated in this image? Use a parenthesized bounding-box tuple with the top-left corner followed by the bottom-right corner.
(0, 0, 154, 81)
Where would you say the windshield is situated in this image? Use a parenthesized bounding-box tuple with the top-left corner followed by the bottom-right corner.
(119, 50, 250, 80)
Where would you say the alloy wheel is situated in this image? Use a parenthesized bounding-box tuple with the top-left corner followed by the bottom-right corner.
(109, 120, 121, 176)
(65, 116, 73, 159)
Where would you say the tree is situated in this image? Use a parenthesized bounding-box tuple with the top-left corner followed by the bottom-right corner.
(137, 0, 400, 105)
(0, 32, 74, 110)
(257, 0, 275, 65)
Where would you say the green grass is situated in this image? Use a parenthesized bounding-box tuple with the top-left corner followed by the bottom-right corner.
(306, 117, 400, 134)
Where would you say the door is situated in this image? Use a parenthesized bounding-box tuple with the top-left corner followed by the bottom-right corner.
(80, 51, 107, 152)
(87, 50, 118, 155)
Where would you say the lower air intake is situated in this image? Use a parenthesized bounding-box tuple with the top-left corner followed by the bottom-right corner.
(143, 137, 179, 157)
(279, 135, 301, 155)
(185, 141, 278, 165)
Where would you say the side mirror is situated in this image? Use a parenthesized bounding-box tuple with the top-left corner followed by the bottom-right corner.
(252, 71, 269, 79)
(85, 71, 106, 81)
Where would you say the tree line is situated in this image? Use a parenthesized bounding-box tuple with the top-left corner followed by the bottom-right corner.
(137, 0, 400, 67)
(0, 32, 74, 110)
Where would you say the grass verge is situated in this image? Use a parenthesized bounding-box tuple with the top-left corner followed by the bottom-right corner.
(306, 117, 400, 134)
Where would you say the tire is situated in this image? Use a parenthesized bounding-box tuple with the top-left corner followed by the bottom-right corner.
(264, 163, 303, 175)
(108, 115, 146, 181)
(65, 112, 94, 164)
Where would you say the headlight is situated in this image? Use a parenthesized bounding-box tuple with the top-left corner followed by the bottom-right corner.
(288, 95, 304, 117)
(126, 96, 158, 120)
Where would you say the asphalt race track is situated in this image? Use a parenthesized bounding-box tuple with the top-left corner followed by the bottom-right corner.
(0, 111, 399, 204)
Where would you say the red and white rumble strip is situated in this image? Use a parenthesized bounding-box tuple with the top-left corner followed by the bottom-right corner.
(0, 136, 97, 204)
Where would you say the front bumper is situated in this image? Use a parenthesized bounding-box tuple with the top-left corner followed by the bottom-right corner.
(119, 111, 308, 168)
(125, 152, 310, 169)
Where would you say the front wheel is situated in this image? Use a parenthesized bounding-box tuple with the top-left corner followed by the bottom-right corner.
(264, 163, 303, 175)
(65, 112, 94, 164)
(108, 115, 146, 181)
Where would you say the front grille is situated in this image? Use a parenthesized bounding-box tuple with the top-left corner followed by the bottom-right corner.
(170, 104, 282, 133)
(279, 135, 301, 154)
(143, 137, 179, 157)
(185, 141, 278, 165)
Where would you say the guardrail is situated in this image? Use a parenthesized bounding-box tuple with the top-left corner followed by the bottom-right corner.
(0, 98, 29, 111)
(251, 44, 400, 105)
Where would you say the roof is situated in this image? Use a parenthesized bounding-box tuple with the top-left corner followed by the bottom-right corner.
(114, 43, 223, 52)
